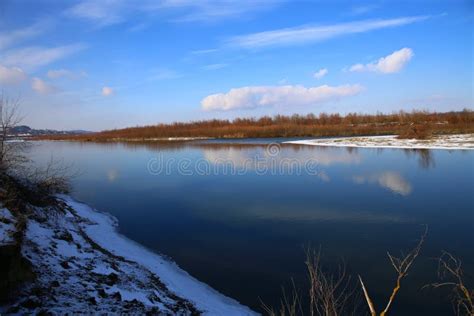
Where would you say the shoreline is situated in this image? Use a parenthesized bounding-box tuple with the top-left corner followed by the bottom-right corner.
(63, 196, 256, 315)
(284, 134, 474, 150)
(1, 194, 256, 315)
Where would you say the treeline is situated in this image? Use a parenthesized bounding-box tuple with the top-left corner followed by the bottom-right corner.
(40, 109, 474, 141)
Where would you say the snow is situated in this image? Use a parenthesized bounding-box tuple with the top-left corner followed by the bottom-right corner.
(1, 195, 257, 314)
(92, 264, 117, 275)
(285, 134, 474, 150)
(0, 207, 16, 245)
(62, 195, 257, 316)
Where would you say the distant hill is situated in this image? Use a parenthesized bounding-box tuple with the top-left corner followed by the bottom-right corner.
(8, 125, 92, 137)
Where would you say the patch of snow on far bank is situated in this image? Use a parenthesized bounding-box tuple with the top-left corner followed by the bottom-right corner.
(285, 134, 474, 150)
(61, 195, 257, 316)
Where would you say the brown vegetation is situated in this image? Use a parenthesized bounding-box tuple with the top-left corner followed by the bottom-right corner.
(262, 248, 361, 316)
(37, 109, 474, 141)
(397, 123, 433, 140)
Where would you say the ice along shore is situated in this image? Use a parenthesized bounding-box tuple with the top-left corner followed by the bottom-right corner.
(285, 134, 474, 150)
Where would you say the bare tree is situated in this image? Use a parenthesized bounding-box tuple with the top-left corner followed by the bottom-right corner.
(425, 252, 473, 316)
(359, 227, 428, 316)
(0, 93, 26, 172)
(0, 93, 73, 198)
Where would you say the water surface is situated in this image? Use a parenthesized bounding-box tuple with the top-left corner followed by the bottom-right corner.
(29, 140, 474, 315)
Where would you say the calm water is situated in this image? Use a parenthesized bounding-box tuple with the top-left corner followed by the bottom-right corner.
(29, 140, 473, 315)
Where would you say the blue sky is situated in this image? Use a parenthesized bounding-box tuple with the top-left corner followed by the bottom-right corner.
(0, 0, 472, 131)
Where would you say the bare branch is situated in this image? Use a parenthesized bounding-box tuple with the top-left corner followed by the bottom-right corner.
(425, 251, 473, 316)
(380, 226, 427, 315)
(0, 92, 26, 172)
(359, 275, 376, 316)
(358, 226, 428, 316)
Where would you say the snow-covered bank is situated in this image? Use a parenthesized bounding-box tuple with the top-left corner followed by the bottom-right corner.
(0, 208, 16, 246)
(64, 196, 256, 315)
(1, 195, 256, 315)
(285, 134, 474, 150)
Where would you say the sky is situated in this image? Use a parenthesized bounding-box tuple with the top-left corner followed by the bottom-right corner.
(0, 0, 472, 131)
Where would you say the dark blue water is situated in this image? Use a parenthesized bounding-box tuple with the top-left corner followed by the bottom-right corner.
(29, 140, 474, 315)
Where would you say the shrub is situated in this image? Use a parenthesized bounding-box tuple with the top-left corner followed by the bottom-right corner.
(397, 124, 433, 140)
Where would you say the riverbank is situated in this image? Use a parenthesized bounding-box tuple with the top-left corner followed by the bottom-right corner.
(0, 193, 255, 315)
(285, 134, 474, 150)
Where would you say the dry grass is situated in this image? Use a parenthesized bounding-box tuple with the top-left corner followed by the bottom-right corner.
(262, 248, 360, 316)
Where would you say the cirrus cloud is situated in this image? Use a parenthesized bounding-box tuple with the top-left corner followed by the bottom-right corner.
(2, 44, 86, 70)
(0, 21, 49, 50)
(227, 16, 429, 49)
(201, 84, 364, 111)
(67, 0, 284, 26)
(47, 69, 87, 80)
(349, 47, 414, 74)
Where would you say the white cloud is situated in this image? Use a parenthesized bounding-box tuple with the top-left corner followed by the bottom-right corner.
(348, 5, 378, 16)
(148, 68, 182, 81)
(349, 48, 414, 74)
(0, 65, 27, 85)
(31, 77, 58, 95)
(67, 0, 125, 26)
(202, 63, 228, 70)
(102, 86, 114, 96)
(190, 48, 218, 55)
(127, 22, 148, 32)
(313, 68, 328, 79)
(47, 69, 87, 79)
(227, 16, 429, 49)
(47, 69, 73, 79)
(2, 44, 86, 70)
(201, 84, 364, 111)
(67, 0, 283, 26)
(159, 0, 283, 22)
